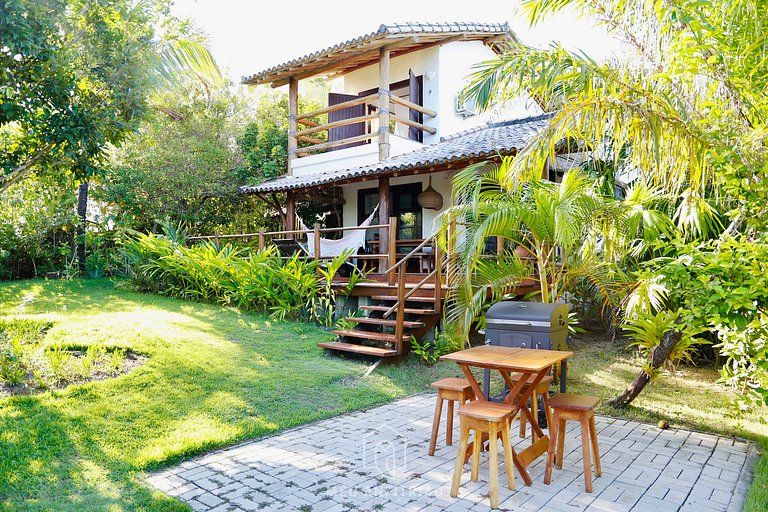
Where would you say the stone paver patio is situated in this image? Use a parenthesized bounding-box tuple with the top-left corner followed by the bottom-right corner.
(147, 394, 757, 511)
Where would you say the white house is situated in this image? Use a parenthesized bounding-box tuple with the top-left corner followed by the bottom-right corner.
(239, 22, 548, 356)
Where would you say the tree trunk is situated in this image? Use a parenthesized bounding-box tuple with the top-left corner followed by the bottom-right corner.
(607, 326, 683, 408)
(76, 181, 89, 273)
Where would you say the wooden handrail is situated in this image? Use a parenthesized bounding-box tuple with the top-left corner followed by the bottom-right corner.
(381, 233, 442, 320)
(298, 113, 378, 137)
(384, 268, 437, 318)
(296, 93, 379, 120)
(297, 134, 324, 145)
(384, 234, 435, 275)
(394, 266, 406, 343)
(389, 95, 437, 117)
(390, 115, 437, 135)
(188, 223, 390, 241)
(296, 132, 377, 155)
(433, 237, 442, 310)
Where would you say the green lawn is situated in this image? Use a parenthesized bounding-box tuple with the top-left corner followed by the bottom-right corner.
(0, 278, 764, 511)
(0, 278, 457, 511)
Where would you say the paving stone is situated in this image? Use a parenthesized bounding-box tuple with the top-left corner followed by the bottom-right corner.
(146, 393, 756, 512)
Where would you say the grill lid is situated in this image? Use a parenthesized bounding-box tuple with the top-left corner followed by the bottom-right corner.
(486, 301, 568, 329)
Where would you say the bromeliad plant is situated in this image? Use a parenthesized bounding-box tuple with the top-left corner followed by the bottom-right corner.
(121, 225, 362, 326)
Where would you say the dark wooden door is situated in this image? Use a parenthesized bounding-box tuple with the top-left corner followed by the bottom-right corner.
(408, 70, 423, 142)
(328, 92, 366, 151)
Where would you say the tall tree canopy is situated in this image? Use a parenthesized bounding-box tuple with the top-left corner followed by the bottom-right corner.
(98, 80, 256, 233)
(0, 0, 218, 191)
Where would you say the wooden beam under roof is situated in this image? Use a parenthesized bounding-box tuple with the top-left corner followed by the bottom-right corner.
(254, 32, 502, 88)
(269, 37, 418, 88)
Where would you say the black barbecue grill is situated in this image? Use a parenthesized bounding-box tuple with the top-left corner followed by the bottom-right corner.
(483, 301, 569, 399)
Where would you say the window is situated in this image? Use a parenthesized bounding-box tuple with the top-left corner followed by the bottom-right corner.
(358, 182, 423, 245)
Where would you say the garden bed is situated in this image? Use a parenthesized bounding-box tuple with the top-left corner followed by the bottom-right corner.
(0, 317, 146, 396)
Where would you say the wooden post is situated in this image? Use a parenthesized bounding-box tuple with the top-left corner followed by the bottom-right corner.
(258, 228, 265, 251)
(378, 46, 391, 161)
(287, 77, 298, 175)
(394, 265, 407, 353)
(496, 236, 504, 255)
(214, 230, 220, 246)
(378, 177, 390, 272)
(388, 217, 397, 285)
(285, 191, 296, 239)
(448, 218, 457, 285)
(313, 223, 321, 261)
(433, 239, 442, 309)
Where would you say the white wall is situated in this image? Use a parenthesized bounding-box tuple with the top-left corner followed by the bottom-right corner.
(291, 136, 421, 177)
(340, 170, 457, 238)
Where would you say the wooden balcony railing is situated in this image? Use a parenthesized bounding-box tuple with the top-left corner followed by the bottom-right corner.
(188, 217, 444, 277)
(292, 92, 437, 158)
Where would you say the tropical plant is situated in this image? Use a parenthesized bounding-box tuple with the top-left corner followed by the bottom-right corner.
(46, 343, 71, 384)
(410, 333, 460, 366)
(121, 226, 363, 326)
(459, 0, 768, 409)
(78, 343, 103, 379)
(107, 348, 126, 374)
(98, 80, 250, 234)
(621, 237, 768, 408)
(0, 0, 220, 193)
(438, 160, 650, 342)
(0, 332, 27, 386)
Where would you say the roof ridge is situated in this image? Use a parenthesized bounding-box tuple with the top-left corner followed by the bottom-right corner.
(242, 21, 512, 85)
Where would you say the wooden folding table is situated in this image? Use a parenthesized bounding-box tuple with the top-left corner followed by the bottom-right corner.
(441, 345, 572, 486)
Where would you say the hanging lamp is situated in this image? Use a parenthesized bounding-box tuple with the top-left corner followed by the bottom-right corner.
(417, 176, 443, 210)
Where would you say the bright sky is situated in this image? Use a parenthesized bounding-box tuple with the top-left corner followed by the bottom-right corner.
(170, 0, 626, 83)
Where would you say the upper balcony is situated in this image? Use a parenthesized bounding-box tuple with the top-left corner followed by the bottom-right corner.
(242, 22, 516, 177)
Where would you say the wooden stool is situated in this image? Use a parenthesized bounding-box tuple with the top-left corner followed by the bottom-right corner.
(450, 401, 516, 509)
(510, 373, 554, 442)
(544, 394, 602, 492)
(428, 378, 474, 456)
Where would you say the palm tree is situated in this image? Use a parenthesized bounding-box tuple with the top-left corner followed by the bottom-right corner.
(438, 158, 643, 343)
(463, 0, 764, 234)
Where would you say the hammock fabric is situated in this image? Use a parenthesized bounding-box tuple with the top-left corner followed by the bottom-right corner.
(300, 205, 379, 258)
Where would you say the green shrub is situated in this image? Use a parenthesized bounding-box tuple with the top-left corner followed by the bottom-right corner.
(107, 348, 126, 374)
(46, 343, 71, 384)
(630, 236, 768, 409)
(411, 333, 460, 366)
(78, 344, 104, 379)
(121, 226, 360, 326)
(0, 333, 28, 386)
(0, 319, 53, 343)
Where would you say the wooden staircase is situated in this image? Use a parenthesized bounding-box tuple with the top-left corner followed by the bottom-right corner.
(319, 236, 443, 358)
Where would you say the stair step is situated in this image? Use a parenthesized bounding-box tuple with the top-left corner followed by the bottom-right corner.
(331, 329, 403, 343)
(347, 317, 425, 328)
(371, 295, 436, 303)
(360, 305, 437, 315)
(318, 341, 398, 357)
